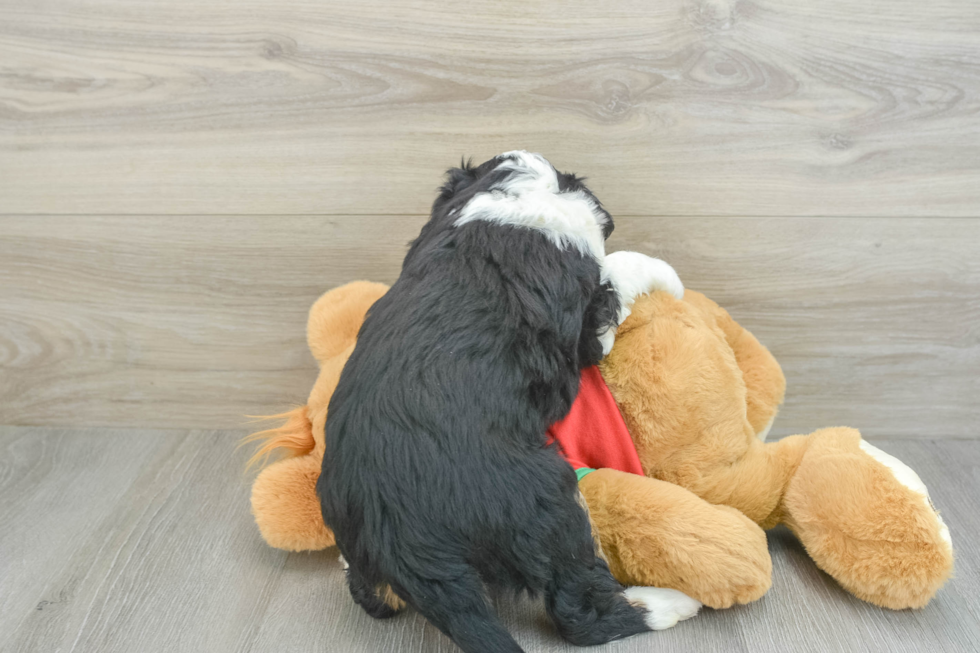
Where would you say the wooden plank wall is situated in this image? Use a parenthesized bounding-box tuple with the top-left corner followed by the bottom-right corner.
(1, 0, 978, 436)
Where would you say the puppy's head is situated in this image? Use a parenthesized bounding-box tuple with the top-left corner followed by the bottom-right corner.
(432, 151, 613, 258)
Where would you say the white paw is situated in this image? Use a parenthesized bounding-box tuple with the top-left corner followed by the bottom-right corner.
(598, 327, 616, 356)
(338, 554, 349, 570)
(601, 251, 684, 325)
(623, 586, 702, 631)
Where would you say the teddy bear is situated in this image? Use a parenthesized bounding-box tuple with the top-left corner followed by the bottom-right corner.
(246, 280, 953, 611)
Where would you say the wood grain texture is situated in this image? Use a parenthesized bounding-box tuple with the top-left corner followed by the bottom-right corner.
(1, 215, 977, 436)
(0, 215, 426, 430)
(1, 0, 979, 216)
(1, 426, 977, 652)
(608, 218, 980, 441)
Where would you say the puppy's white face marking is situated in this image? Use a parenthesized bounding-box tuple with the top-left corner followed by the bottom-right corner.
(495, 150, 560, 194)
(453, 151, 609, 259)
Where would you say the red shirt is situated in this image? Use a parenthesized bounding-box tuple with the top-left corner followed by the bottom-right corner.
(546, 366, 644, 477)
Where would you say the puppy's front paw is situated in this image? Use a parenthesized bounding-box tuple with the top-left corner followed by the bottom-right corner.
(598, 327, 616, 356)
(602, 251, 684, 325)
(623, 586, 702, 630)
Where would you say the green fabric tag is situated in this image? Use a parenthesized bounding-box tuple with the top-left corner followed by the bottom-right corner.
(575, 467, 596, 482)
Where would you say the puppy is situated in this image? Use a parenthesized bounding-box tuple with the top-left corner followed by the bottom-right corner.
(317, 151, 696, 653)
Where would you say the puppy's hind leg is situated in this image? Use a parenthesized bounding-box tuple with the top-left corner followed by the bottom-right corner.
(345, 564, 406, 619)
(395, 567, 524, 653)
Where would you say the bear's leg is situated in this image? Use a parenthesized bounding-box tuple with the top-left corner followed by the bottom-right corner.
(579, 468, 772, 609)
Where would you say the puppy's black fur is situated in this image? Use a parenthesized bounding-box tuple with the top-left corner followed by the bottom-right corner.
(318, 154, 651, 653)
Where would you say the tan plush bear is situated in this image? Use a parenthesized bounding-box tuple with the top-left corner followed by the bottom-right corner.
(247, 281, 953, 611)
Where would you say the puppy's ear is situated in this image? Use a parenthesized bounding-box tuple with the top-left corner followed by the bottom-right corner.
(430, 158, 483, 219)
(438, 158, 478, 201)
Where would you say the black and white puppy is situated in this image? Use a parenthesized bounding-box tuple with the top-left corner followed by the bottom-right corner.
(318, 151, 697, 653)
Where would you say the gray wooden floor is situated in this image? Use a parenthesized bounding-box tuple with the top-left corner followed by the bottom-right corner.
(1, 426, 977, 653)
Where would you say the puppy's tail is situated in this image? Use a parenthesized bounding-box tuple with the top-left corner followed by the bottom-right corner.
(241, 405, 315, 471)
(388, 567, 526, 653)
